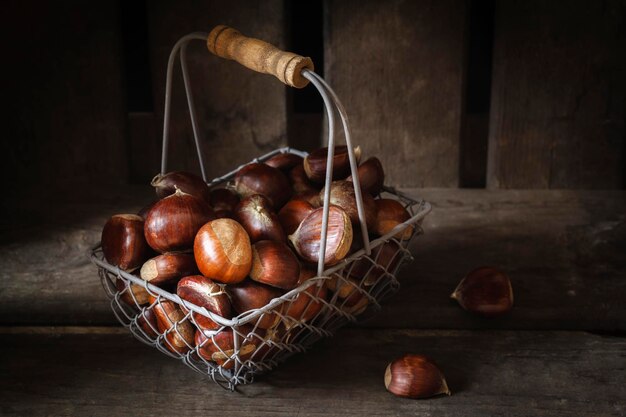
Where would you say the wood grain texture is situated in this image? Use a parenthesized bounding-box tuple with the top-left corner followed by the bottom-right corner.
(2, 1, 129, 189)
(207, 25, 314, 88)
(487, 0, 626, 189)
(0, 329, 624, 416)
(1, 187, 624, 331)
(324, 0, 466, 188)
(145, 0, 288, 181)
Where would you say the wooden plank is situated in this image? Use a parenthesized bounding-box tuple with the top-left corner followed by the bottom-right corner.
(487, 0, 626, 189)
(367, 189, 626, 330)
(144, 0, 288, 180)
(1, 188, 624, 330)
(324, 0, 466, 188)
(2, 0, 129, 188)
(0, 329, 624, 416)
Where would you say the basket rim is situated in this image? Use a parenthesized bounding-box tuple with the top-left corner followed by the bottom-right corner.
(90, 147, 432, 328)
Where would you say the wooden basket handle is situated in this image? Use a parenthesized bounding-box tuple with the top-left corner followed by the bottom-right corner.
(207, 25, 314, 88)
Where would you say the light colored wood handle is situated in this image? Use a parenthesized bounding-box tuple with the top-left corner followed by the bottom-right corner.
(207, 25, 314, 88)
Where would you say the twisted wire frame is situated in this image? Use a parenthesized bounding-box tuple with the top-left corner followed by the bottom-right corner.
(92, 152, 429, 390)
(91, 32, 431, 391)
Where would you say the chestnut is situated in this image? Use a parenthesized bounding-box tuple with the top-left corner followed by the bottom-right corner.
(347, 156, 385, 196)
(349, 240, 404, 285)
(250, 240, 300, 290)
(209, 187, 239, 212)
(385, 354, 451, 399)
(116, 278, 151, 306)
(137, 307, 158, 338)
(101, 214, 152, 271)
(227, 279, 283, 329)
(144, 189, 214, 253)
(284, 269, 327, 322)
(195, 327, 257, 369)
(247, 325, 285, 362)
(278, 200, 314, 235)
(326, 274, 363, 307)
(319, 180, 377, 230)
(193, 218, 252, 284)
(265, 153, 303, 172)
(289, 164, 320, 195)
(139, 253, 198, 286)
(374, 199, 413, 240)
(289, 205, 353, 266)
(303, 145, 361, 183)
(450, 267, 513, 317)
(151, 171, 210, 203)
(152, 299, 195, 354)
(233, 163, 292, 209)
(177, 275, 232, 330)
(234, 194, 286, 243)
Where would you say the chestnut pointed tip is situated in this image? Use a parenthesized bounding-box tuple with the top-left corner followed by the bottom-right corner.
(150, 173, 164, 187)
(354, 145, 362, 162)
(384, 363, 392, 389)
(440, 378, 452, 396)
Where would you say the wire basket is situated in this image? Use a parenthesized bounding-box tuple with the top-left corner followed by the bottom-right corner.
(90, 26, 431, 391)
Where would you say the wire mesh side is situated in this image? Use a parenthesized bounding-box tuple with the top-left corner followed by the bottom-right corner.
(94, 185, 425, 390)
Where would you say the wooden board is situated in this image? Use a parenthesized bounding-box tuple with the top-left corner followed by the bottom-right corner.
(487, 0, 626, 189)
(142, 0, 288, 181)
(324, 0, 466, 188)
(1, 328, 624, 416)
(2, 0, 129, 189)
(1, 187, 624, 331)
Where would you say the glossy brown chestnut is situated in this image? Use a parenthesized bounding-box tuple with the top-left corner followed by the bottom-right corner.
(326, 274, 363, 307)
(289, 206, 353, 266)
(227, 279, 284, 329)
(289, 164, 320, 195)
(235, 194, 286, 243)
(285, 269, 327, 322)
(102, 214, 152, 271)
(137, 307, 158, 338)
(278, 200, 315, 236)
(349, 240, 404, 285)
(347, 157, 385, 196)
(233, 163, 292, 209)
(139, 253, 198, 285)
(319, 180, 377, 230)
(195, 327, 257, 369)
(450, 267, 513, 317)
(152, 299, 195, 354)
(303, 145, 361, 183)
(193, 218, 252, 284)
(250, 240, 300, 290)
(209, 188, 239, 211)
(144, 189, 214, 253)
(385, 354, 451, 399)
(151, 171, 210, 203)
(247, 325, 287, 362)
(177, 275, 232, 330)
(374, 199, 413, 240)
(265, 153, 303, 172)
(116, 278, 151, 306)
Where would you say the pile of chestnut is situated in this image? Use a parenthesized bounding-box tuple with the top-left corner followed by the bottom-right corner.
(100, 146, 415, 367)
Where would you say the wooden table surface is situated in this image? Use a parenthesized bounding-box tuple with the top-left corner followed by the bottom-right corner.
(1, 187, 625, 416)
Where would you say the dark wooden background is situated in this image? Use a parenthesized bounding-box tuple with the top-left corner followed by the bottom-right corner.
(1, 1, 625, 415)
(3, 0, 624, 192)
